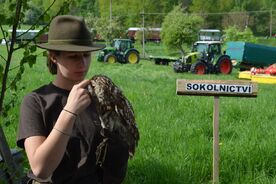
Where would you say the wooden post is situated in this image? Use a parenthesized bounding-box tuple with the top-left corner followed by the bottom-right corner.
(213, 96, 219, 184)
(176, 79, 258, 183)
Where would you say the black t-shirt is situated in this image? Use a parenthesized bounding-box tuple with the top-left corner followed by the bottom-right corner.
(17, 83, 103, 183)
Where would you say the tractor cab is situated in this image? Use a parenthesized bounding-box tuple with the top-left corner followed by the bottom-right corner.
(192, 41, 221, 54)
(97, 38, 140, 64)
(198, 29, 221, 41)
(192, 41, 222, 61)
(111, 39, 134, 52)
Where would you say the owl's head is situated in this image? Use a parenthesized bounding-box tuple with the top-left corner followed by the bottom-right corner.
(88, 75, 122, 104)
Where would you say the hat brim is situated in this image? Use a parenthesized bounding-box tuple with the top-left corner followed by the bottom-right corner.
(37, 43, 105, 52)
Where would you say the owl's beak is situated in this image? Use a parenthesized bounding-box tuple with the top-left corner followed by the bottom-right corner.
(87, 83, 94, 98)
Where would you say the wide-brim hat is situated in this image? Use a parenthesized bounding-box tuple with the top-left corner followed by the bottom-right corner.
(37, 15, 105, 52)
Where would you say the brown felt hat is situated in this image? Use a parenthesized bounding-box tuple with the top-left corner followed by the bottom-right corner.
(37, 15, 105, 52)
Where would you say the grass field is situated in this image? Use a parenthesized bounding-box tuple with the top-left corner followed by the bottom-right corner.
(1, 44, 276, 184)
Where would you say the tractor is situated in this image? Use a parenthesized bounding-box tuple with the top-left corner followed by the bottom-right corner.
(97, 39, 140, 64)
(173, 29, 233, 74)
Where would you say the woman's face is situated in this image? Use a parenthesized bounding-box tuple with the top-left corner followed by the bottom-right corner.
(51, 51, 92, 83)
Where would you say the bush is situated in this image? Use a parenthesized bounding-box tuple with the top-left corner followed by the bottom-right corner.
(223, 26, 257, 43)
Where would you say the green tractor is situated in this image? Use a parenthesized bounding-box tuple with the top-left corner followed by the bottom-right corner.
(173, 40, 233, 74)
(97, 39, 140, 64)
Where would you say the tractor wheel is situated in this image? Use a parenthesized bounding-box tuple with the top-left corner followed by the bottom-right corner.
(190, 61, 207, 75)
(155, 59, 161, 65)
(216, 56, 232, 74)
(125, 50, 139, 64)
(173, 61, 182, 72)
(104, 54, 117, 64)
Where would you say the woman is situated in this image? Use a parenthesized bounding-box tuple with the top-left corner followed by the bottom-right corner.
(17, 15, 129, 184)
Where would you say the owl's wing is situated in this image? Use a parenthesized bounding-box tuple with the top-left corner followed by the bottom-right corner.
(89, 75, 139, 158)
(115, 93, 139, 157)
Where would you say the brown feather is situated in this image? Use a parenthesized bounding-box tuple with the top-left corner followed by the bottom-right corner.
(88, 75, 139, 165)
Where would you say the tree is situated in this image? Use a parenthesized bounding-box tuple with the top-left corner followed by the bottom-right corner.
(222, 11, 250, 30)
(86, 15, 125, 43)
(223, 26, 257, 43)
(96, 0, 183, 28)
(66, 0, 98, 17)
(41, 0, 77, 18)
(24, 2, 44, 25)
(78, 0, 98, 16)
(161, 5, 203, 56)
(189, 0, 220, 29)
(0, 0, 72, 182)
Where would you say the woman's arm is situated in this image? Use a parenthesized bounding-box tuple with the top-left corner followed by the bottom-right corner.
(24, 110, 75, 179)
(24, 80, 91, 179)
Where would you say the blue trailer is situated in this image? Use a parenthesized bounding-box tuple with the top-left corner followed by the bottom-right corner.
(226, 41, 276, 70)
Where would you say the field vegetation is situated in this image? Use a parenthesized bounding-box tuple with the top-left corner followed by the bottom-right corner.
(1, 41, 276, 183)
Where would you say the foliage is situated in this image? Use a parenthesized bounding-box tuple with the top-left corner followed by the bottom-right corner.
(189, 0, 276, 36)
(41, 0, 73, 18)
(223, 26, 257, 43)
(190, 0, 227, 30)
(24, 0, 44, 25)
(76, 0, 98, 16)
(97, 0, 184, 28)
(72, 0, 276, 37)
(221, 11, 250, 31)
(86, 15, 126, 43)
(134, 29, 151, 44)
(250, 11, 271, 36)
(161, 5, 203, 55)
(2, 0, 276, 36)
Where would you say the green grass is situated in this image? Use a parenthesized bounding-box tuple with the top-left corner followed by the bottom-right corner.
(257, 37, 276, 47)
(1, 45, 276, 184)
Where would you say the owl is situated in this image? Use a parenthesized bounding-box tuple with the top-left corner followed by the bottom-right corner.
(88, 75, 139, 166)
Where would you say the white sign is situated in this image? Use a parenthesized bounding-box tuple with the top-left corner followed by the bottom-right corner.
(186, 83, 252, 94)
(177, 80, 257, 97)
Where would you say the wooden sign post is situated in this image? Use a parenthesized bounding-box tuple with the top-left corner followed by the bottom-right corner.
(176, 80, 257, 184)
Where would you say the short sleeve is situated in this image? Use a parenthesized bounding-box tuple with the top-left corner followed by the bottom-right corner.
(17, 93, 48, 148)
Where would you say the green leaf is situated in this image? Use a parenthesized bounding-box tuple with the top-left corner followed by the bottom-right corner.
(3, 30, 9, 38)
(42, 51, 47, 57)
(28, 55, 37, 67)
(44, 14, 50, 22)
(5, 120, 11, 127)
(8, 3, 16, 11)
(21, 56, 27, 63)
(29, 45, 37, 53)
(24, 49, 30, 56)
(0, 13, 6, 21)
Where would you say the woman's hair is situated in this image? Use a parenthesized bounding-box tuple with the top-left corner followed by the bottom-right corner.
(47, 50, 60, 74)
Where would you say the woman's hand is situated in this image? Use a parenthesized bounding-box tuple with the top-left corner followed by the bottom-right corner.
(64, 79, 91, 115)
